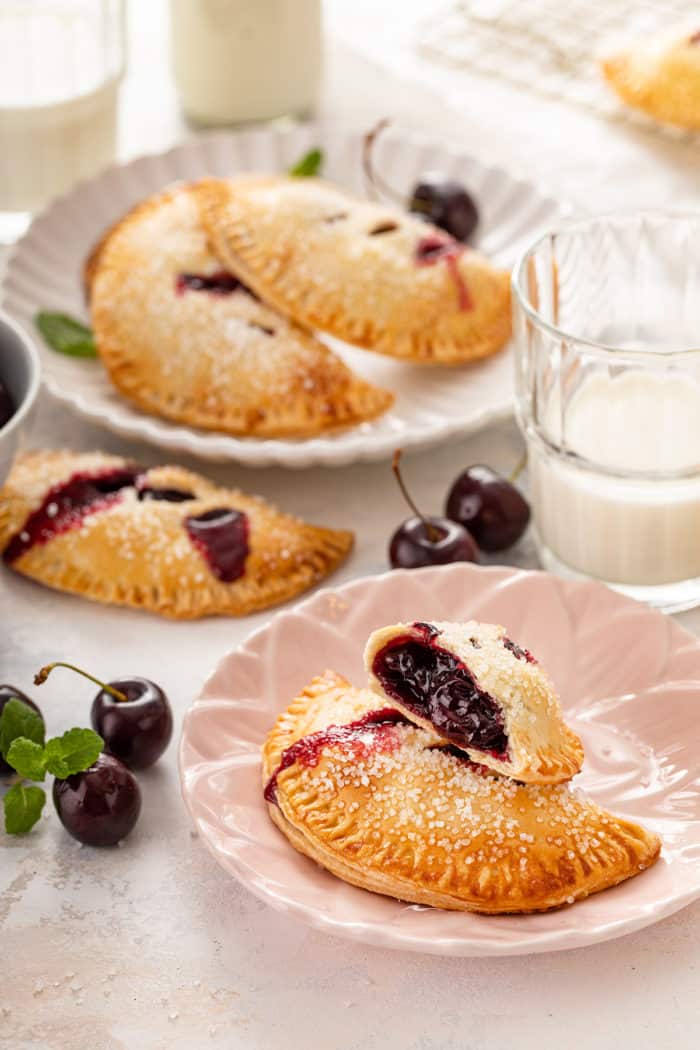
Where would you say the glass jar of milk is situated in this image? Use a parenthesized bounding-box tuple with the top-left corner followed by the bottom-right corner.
(513, 212, 700, 613)
(0, 0, 125, 242)
(170, 0, 322, 125)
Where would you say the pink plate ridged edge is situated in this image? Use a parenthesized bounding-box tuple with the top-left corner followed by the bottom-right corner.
(179, 564, 700, 956)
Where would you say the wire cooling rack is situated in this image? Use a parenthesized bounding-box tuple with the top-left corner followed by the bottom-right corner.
(416, 0, 696, 140)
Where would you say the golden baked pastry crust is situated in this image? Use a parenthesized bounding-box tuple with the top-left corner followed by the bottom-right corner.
(198, 175, 512, 365)
(263, 672, 660, 914)
(89, 183, 393, 437)
(601, 29, 700, 130)
(0, 450, 353, 619)
(364, 620, 584, 785)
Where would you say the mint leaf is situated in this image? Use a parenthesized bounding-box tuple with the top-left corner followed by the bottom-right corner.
(44, 728, 103, 779)
(35, 311, 97, 358)
(3, 783, 46, 834)
(6, 738, 47, 781)
(288, 148, 323, 177)
(0, 698, 45, 758)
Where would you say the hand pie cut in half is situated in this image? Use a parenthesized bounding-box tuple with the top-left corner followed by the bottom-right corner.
(89, 183, 393, 437)
(364, 620, 584, 785)
(601, 28, 700, 131)
(262, 671, 661, 914)
(198, 175, 512, 365)
(0, 450, 353, 619)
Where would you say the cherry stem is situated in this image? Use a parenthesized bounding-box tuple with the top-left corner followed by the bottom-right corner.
(508, 452, 528, 484)
(392, 450, 441, 543)
(362, 119, 406, 206)
(34, 662, 128, 703)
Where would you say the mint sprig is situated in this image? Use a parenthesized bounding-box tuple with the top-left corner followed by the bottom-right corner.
(2, 723, 103, 835)
(34, 311, 97, 358)
(288, 148, 324, 177)
(0, 697, 44, 758)
(3, 783, 46, 835)
(44, 728, 103, 779)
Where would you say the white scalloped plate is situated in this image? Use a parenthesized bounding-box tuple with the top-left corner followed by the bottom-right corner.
(0, 123, 563, 467)
(180, 564, 700, 956)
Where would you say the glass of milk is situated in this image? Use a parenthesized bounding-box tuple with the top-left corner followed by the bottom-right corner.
(0, 0, 125, 243)
(513, 212, 700, 612)
(170, 0, 321, 126)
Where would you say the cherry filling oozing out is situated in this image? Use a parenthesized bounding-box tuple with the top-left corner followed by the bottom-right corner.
(184, 508, 249, 583)
(175, 270, 252, 297)
(3, 467, 140, 563)
(414, 233, 472, 311)
(503, 636, 537, 664)
(372, 626, 508, 758)
(264, 709, 408, 804)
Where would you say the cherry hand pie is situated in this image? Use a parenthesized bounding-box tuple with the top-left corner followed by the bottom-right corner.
(0, 450, 353, 619)
(198, 176, 512, 365)
(89, 183, 393, 437)
(364, 620, 583, 785)
(262, 671, 660, 913)
(601, 28, 700, 131)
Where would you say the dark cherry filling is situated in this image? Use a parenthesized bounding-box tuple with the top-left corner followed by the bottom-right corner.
(3, 467, 139, 563)
(0, 380, 15, 430)
(372, 625, 508, 758)
(137, 486, 195, 503)
(184, 507, 249, 583)
(503, 637, 536, 664)
(264, 709, 407, 803)
(415, 233, 472, 311)
(175, 270, 250, 297)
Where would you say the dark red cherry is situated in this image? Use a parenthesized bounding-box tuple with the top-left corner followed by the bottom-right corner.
(410, 175, 479, 243)
(185, 507, 249, 582)
(52, 753, 141, 847)
(446, 465, 530, 552)
(389, 450, 479, 569)
(0, 685, 44, 776)
(0, 380, 15, 429)
(390, 515, 478, 569)
(91, 677, 173, 770)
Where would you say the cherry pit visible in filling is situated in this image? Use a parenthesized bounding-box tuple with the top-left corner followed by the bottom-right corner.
(371, 621, 508, 758)
(264, 709, 407, 804)
(3, 468, 250, 584)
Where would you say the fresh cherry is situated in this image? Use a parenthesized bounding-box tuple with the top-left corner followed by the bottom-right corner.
(0, 380, 14, 429)
(0, 685, 44, 776)
(35, 662, 172, 770)
(410, 174, 479, 243)
(53, 752, 141, 847)
(362, 120, 479, 242)
(389, 450, 479, 569)
(445, 462, 530, 552)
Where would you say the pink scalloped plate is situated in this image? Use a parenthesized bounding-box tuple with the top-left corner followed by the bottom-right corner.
(179, 564, 700, 956)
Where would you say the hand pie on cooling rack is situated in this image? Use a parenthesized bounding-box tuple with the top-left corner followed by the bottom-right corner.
(365, 620, 583, 785)
(601, 27, 700, 131)
(198, 175, 512, 365)
(0, 450, 352, 619)
(262, 670, 660, 914)
(88, 183, 393, 437)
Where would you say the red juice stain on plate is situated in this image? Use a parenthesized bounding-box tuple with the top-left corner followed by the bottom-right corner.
(3, 467, 139, 563)
(415, 234, 472, 311)
(264, 709, 408, 804)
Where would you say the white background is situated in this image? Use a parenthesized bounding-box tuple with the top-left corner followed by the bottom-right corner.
(2, 2, 700, 1047)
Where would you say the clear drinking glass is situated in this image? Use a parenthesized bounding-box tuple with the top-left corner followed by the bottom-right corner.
(513, 212, 700, 613)
(0, 0, 125, 243)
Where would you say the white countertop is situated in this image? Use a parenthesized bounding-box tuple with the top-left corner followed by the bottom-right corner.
(2, 2, 700, 1047)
